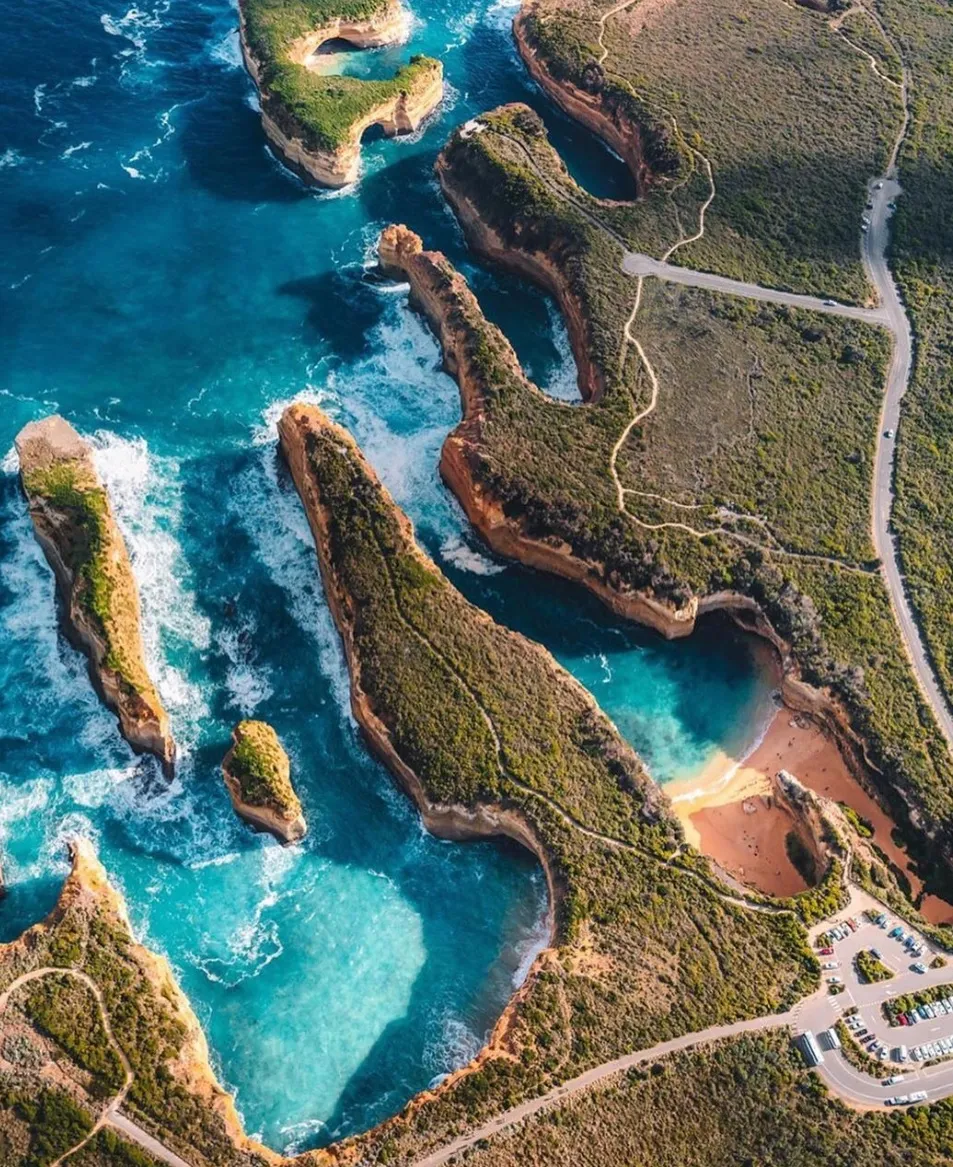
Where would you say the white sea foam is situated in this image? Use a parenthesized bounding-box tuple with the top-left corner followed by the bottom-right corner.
(0, 149, 25, 170)
(279, 1119, 326, 1157)
(0, 482, 121, 752)
(484, 0, 520, 29)
(62, 762, 140, 809)
(234, 406, 355, 725)
(534, 296, 581, 402)
(218, 616, 274, 716)
(426, 1012, 482, 1085)
(208, 28, 243, 69)
(90, 430, 211, 753)
(61, 141, 92, 158)
(512, 883, 551, 986)
(440, 533, 505, 576)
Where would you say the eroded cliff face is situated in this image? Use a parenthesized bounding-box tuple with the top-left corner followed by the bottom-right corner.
(15, 416, 174, 775)
(512, 9, 657, 192)
(276, 402, 558, 916)
(238, 0, 442, 188)
(379, 224, 697, 639)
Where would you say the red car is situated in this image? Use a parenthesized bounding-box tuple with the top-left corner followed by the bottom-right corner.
(898, 1015, 909, 1025)
(819, 946, 834, 956)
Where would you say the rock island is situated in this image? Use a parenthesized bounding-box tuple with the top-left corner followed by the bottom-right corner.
(238, 0, 443, 186)
(15, 416, 175, 775)
(222, 719, 307, 844)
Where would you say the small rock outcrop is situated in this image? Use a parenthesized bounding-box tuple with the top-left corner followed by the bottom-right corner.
(222, 720, 306, 844)
(15, 416, 175, 774)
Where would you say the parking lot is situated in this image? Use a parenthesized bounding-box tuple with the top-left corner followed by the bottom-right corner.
(795, 885, 953, 1106)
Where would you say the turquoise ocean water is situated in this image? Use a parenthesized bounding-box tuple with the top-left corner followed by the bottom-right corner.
(0, 0, 772, 1150)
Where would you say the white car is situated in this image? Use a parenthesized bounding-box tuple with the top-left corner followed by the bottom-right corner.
(913, 962, 927, 974)
(827, 976, 843, 985)
(913, 1048, 923, 1061)
(925, 1004, 936, 1018)
(937, 1001, 949, 1016)
(822, 961, 839, 971)
(823, 299, 837, 307)
(910, 1091, 928, 1103)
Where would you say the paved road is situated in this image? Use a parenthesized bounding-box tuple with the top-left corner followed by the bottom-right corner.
(107, 1112, 194, 1167)
(863, 174, 953, 747)
(622, 172, 953, 750)
(412, 886, 953, 1164)
(621, 252, 889, 325)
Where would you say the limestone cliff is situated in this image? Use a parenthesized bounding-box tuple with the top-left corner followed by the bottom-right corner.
(15, 416, 174, 775)
(513, 5, 685, 191)
(378, 224, 696, 638)
(238, 0, 443, 188)
(222, 720, 307, 845)
(276, 401, 566, 900)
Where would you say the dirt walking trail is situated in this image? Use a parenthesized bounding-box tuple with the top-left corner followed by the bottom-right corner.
(0, 967, 192, 1167)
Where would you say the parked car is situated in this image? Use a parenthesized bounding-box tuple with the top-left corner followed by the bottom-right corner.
(819, 946, 834, 956)
(914, 962, 927, 974)
(871, 948, 883, 960)
(822, 961, 838, 970)
(828, 976, 843, 985)
(910, 1091, 928, 1103)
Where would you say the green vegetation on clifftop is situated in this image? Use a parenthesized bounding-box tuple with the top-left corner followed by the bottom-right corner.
(429, 102, 953, 909)
(280, 402, 818, 1164)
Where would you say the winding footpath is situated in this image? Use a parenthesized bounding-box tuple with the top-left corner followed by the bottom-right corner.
(407, 6, 953, 1164)
(0, 967, 191, 1167)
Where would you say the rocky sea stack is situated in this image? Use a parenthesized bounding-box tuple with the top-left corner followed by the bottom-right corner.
(222, 720, 307, 845)
(238, 0, 443, 187)
(15, 415, 175, 774)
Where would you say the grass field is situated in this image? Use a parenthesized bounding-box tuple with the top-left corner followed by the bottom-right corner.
(519, 0, 901, 299)
(457, 1030, 953, 1166)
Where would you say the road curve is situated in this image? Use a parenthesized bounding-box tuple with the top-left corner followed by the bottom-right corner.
(621, 252, 890, 326)
(864, 169, 953, 747)
(0, 966, 195, 1167)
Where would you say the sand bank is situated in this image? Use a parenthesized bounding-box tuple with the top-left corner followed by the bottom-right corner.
(667, 706, 928, 901)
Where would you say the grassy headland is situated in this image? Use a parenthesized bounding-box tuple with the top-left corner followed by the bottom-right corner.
(278, 401, 818, 1163)
(515, 0, 900, 300)
(239, 0, 441, 184)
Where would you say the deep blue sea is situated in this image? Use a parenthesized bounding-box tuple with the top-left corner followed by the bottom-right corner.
(0, 0, 772, 1151)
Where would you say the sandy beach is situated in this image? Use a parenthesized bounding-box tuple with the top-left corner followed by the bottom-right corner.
(667, 705, 933, 903)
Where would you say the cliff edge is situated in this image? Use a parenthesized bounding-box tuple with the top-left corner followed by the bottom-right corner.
(222, 720, 307, 845)
(15, 416, 175, 775)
